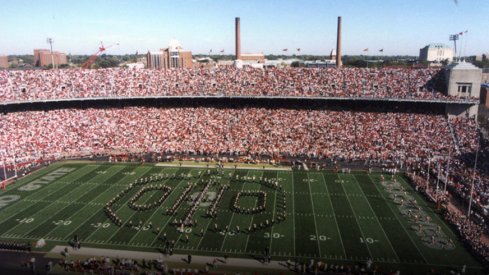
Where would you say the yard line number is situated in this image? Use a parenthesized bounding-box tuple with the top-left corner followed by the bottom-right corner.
(310, 234, 330, 241)
(360, 237, 378, 244)
(17, 218, 34, 224)
(265, 232, 284, 239)
(53, 219, 72, 226)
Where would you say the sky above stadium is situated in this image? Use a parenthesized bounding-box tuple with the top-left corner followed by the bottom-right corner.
(0, 0, 487, 56)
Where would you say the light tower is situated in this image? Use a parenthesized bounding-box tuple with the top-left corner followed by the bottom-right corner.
(449, 34, 459, 62)
(46, 37, 56, 69)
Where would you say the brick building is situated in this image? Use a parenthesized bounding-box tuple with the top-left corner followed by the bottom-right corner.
(0, 56, 8, 68)
(240, 53, 265, 63)
(33, 49, 68, 67)
(146, 40, 193, 69)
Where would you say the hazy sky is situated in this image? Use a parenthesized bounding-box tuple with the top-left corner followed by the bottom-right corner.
(0, 0, 487, 56)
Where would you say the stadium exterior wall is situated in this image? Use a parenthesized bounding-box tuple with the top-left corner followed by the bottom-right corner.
(445, 104, 478, 118)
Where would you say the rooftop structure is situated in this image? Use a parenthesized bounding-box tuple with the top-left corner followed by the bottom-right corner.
(146, 40, 193, 69)
(419, 43, 453, 63)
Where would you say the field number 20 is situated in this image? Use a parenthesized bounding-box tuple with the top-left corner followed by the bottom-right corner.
(310, 235, 329, 241)
(53, 220, 71, 226)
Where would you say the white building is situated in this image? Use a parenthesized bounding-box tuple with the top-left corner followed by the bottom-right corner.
(444, 61, 482, 118)
(419, 43, 453, 63)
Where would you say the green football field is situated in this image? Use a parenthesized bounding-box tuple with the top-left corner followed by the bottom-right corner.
(0, 162, 484, 273)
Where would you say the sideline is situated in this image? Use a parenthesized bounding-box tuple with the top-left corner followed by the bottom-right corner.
(48, 245, 293, 272)
(155, 162, 292, 171)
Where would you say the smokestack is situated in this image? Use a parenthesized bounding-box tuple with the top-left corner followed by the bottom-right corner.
(336, 16, 342, 68)
(235, 17, 241, 60)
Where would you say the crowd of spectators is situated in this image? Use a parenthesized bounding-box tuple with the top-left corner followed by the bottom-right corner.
(447, 118, 489, 214)
(0, 107, 453, 167)
(0, 240, 31, 252)
(0, 67, 471, 102)
(398, 117, 489, 265)
(444, 210, 489, 264)
(57, 256, 170, 274)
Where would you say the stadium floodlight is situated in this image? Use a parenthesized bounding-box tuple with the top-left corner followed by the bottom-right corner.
(449, 34, 459, 61)
(46, 37, 55, 69)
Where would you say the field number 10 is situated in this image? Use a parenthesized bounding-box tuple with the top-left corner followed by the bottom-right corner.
(360, 237, 377, 244)
(264, 232, 284, 239)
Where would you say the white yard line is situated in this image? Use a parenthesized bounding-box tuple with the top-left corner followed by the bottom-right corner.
(98, 168, 179, 243)
(195, 171, 233, 250)
(224, 170, 255, 252)
(62, 166, 153, 241)
(268, 171, 279, 254)
(0, 166, 98, 222)
(290, 171, 297, 257)
(368, 174, 429, 264)
(306, 174, 322, 257)
(125, 172, 184, 245)
(148, 169, 202, 247)
(4, 167, 117, 236)
(338, 177, 374, 260)
(348, 174, 401, 262)
(397, 176, 454, 236)
(319, 173, 346, 258)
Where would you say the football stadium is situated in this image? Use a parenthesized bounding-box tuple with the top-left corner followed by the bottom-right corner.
(1, 4, 489, 275)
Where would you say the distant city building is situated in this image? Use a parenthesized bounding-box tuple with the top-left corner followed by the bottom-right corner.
(240, 53, 265, 63)
(305, 60, 336, 68)
(146, 40, 193, 69)
(475, 53, 488, 62)
(195, 57, 216, 69)
(33, 49, 67, 67)
(124, 63, 145, 70)
(0, 56, 8, 68)
(419, 44, 453, 63)
(482, 68, 489, 85)
(146, 51, 163, 69)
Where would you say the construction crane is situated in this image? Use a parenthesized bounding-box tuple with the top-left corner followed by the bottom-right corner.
(81, 41, 119, 69)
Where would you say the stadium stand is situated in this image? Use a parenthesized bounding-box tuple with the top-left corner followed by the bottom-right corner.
(0, 67, 478, 102)
(0, 66, 487, 265)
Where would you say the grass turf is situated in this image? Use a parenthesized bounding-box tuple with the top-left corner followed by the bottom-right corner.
(0, 162, 485, 274)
